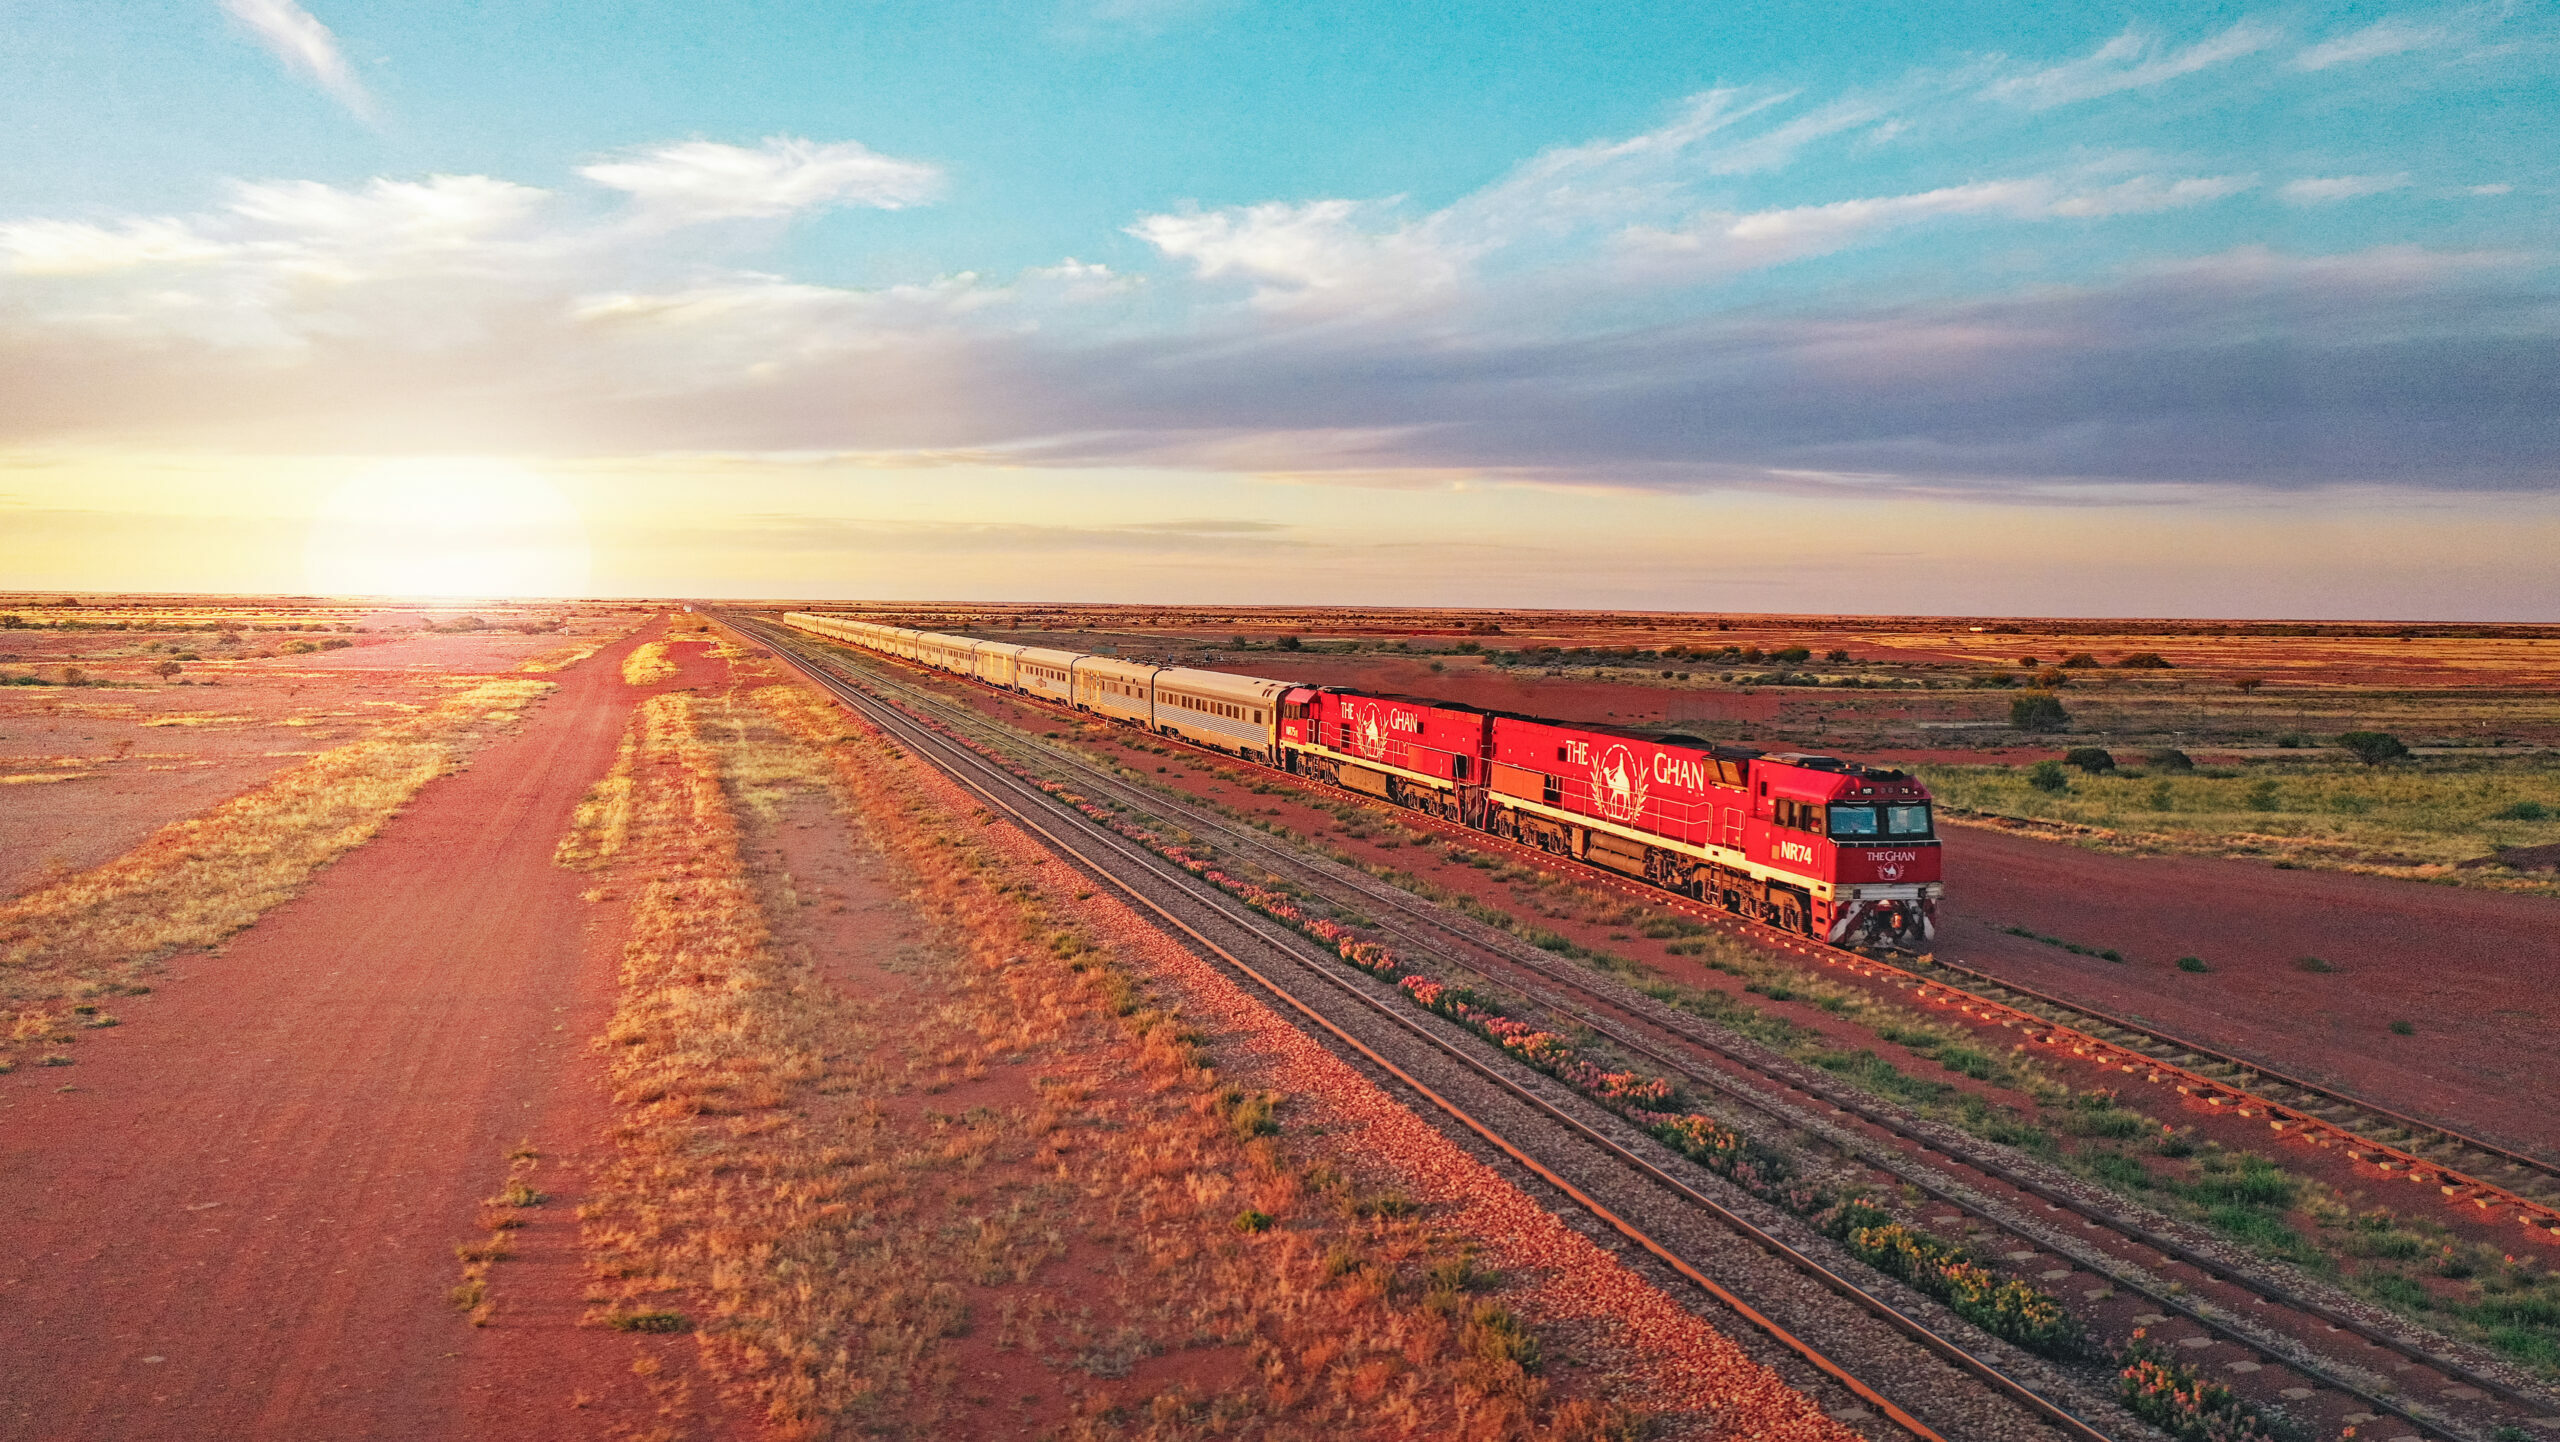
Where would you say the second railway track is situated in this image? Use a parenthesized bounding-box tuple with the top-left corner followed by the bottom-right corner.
(734, 613, 2560, 1442)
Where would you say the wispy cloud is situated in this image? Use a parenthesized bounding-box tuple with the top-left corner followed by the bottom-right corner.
(2279, 173, 2412, 205)
(580, 137, 942, 224)
(2294, 17, 2457, 70)
(1621, 171, 2253, 271)
(219, 0, 372, 119)
(1985, 21, 2281, 109)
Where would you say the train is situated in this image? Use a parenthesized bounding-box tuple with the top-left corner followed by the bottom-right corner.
(781, 612, 1942, 947)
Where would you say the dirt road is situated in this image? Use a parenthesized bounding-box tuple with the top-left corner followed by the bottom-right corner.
(1942, 826, 2560, 1156)
(0, 628, 735, 1441)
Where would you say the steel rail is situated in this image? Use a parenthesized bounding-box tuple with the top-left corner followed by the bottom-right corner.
(730, 614, 2125, 1442)
(759, 621, 2544, 1438)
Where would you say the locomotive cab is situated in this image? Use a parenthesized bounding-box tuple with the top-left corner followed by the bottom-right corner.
(1753, 754, 1942, 945)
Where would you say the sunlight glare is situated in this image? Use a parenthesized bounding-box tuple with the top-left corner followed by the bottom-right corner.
(304, 460, 593, 598)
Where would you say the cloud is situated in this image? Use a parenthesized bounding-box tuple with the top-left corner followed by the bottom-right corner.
(2469, 183, 2513, 196)
(2279, 173, 2413, 205)
(2294, 17, 2456, 70)
(1623, 171, 2252, 271)
(0, 218, 230, 276)
(219, 0, 372, 119)
(580, 137, 942, 224)
(2048, 172, 2257, 217)
(1128, 199, 1468, 306)
(1986, 21, 2280, 109)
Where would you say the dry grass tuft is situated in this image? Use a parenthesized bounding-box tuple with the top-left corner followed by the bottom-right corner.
(554, 723, 640, 870)
(523, 637, 610, 673)
(451, 1142, 546, 1326)
(621, 641, 676, 687)
(0, 678, 549, 1070)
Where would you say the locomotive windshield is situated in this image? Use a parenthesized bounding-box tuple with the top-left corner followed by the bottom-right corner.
(1829, 802, 1934, 839)
(1827, 804, 1879, 837)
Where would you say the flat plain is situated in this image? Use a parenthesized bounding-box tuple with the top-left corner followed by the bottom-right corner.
(9, 596, 2557, 1441)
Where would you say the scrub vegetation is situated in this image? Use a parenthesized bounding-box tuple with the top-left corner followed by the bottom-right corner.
(619, 640, 676, 686)
(0, 677, 549, 1072)
(1919, 756, 2560, 890)
(572, 684, 1646, 1439)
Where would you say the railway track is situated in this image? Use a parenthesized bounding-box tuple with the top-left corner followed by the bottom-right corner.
(727, 613, 2134, 1442)
(734, 613, 2560, 1442)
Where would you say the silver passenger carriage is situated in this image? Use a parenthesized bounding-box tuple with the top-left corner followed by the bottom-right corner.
(1015, 646, 1081, 704)
(1150, 667, 1287, 760)
(972, 641, 1023, 689)
(1072, 655, 1161, 726)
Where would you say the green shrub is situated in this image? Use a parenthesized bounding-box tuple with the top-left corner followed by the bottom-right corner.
(2492, 800, 2550, 821)
(2114, 652, 2173, 669)
(2337, 730, 2410, 765)
(2296, 956, 2336, 973)
(2057, 652, 2098, 668)
(2063, 746, 2115, 773)
(2145, 747, 2194, 771)
(2027, 759, 2069, 792)
(2011, 693, 2069, 732)
(2176, 955, 2209, 973)
(2390, 1019, 2415, 1036)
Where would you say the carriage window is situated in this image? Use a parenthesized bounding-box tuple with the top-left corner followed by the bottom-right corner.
(1827, 804, 1880, 838)
(1885, 804, 1933, 838)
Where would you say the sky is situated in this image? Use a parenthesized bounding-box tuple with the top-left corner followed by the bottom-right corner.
(0, 1, 2552, 616)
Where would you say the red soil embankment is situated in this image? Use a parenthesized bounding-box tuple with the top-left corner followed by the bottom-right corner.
(0, 628, 735, 1442)
(1943, 828, 2560, 1157)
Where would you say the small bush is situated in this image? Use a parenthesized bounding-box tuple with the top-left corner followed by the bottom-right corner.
(2027, 759, 2069, 793)
(607, 1310, 690, 1333)
(2062, 746, 2114, 773)
(2296, 955, 2336, 973)
(2011, 693, 2069, 733)
(1774, 646, 1811, 663)
(2113, 652, 2173, 669)
(2491, 800, 2549, 821)
(1231, 1208, 1274, 1234)
(2057, 652, 2098, 668)
(2144, 747, 2194, 772)
(2176, 956, 2210, 973)
(2337, 730, 2409, 765)
(2389, 1019, 2415, 1036)
(1824, 648, 1850, 662)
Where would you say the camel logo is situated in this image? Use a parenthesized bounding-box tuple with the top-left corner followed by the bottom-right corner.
(1353, 703, 1389, 759)
(1588, 744, 1650, 823)
(1875, 861, 1906, 882)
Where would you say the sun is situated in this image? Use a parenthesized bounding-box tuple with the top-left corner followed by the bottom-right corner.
(304, 460, 594, 598)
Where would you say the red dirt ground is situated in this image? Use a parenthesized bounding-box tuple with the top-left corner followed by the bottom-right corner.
(1939, 827, 2560, 1157)
(0, 622, 746, 1442)
(0, 603, 634, 903)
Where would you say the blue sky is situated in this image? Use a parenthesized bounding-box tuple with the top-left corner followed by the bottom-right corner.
(0, 2, 2552, 614)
